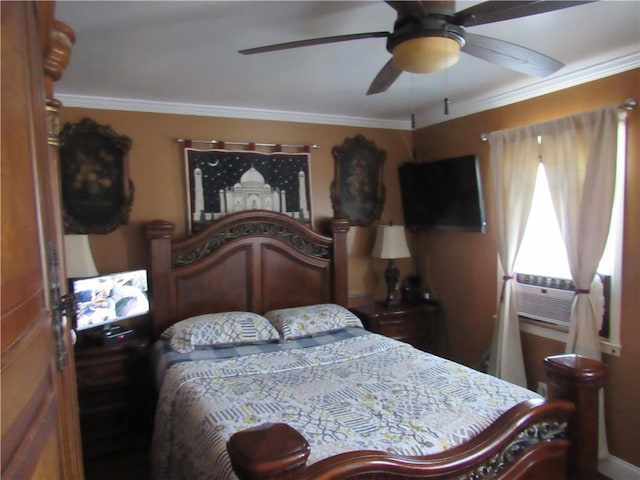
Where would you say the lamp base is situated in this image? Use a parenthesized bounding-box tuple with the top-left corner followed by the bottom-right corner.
(384, 297, 401, 308)
(383, 259, 400, 307)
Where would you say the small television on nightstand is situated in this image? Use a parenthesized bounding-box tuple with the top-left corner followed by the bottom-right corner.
(69, 269, 149, 344)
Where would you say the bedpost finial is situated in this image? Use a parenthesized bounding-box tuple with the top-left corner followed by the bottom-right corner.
(331, 217, 350, 234)
(145, 220, 176, 239)
(228, 422, 310, 480)
(544, 354, 607, 388)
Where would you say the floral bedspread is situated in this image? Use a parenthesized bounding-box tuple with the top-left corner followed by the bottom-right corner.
(151, 329, 538, 480)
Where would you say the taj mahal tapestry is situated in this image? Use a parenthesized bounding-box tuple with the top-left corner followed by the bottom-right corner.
(184, 148, 312, 233)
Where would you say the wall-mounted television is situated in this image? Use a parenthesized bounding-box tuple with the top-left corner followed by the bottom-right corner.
(70, 269, 150, 332)
(398, 155, 487, 233)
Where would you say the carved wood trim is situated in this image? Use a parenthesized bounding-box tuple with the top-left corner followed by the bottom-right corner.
(172, 220, 331, 268)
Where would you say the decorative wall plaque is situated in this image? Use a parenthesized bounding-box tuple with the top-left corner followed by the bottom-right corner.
(330, 134, 386, 226)
(59, 118, 133, 234)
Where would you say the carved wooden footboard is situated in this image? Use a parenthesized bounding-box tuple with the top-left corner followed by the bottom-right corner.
(227, 354, 606, 480)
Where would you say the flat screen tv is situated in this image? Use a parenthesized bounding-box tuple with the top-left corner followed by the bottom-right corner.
(70, 269, 150, 332)
(398, 155, 487, 232)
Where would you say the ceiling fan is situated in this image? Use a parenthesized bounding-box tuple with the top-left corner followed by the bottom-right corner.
(239, 0, 594, 95)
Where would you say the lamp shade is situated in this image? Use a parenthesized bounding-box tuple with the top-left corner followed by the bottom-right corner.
(392, 36, 461, 74)
(64, 235, 98, 278)
(372, 225, 411, 260)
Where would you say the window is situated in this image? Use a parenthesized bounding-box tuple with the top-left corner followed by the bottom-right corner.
(514, 163, 571, 278)
(514, 116, 626, 355)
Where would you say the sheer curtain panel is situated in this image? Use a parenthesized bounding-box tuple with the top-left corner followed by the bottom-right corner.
(487, 104, 620, 458)
(540, 106, 619, 458)
(539, 106, 619, 360)
(487, 127, 540, 387)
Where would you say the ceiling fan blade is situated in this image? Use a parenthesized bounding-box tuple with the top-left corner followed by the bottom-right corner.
(239, 31, 388, 55)
(452, 1, 596, 28)
(367, 59, 402, 95)
(463, 32, 563, 77)
(385, 1, 455, 18)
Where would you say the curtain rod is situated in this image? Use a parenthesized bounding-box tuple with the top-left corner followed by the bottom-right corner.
(177, 139, 320, 149)
(479, 97, 637, 142)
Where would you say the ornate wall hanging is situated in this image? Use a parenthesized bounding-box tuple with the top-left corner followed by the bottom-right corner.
(183, 147, 312, 234)
(59, 118, 134, 234)
(330, 134, 386, 226)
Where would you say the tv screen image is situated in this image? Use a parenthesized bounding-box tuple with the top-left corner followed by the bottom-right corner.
(398, 155, 487, 232)
(71, 269, 150, 331)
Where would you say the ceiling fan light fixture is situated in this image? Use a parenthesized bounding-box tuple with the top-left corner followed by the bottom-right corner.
(392, 36, 461, 74)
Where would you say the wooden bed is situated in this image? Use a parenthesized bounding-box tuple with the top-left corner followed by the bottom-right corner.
(145, 210, 606, 480)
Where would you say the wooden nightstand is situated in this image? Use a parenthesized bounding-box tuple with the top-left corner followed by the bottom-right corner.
(74, 336, 152, 461)
(351, 301, 444, 355)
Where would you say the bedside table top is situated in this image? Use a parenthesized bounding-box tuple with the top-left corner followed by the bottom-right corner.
(352, 300, 438, 316)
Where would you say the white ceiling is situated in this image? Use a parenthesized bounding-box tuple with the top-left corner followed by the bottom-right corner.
(55, 1, 640, 130)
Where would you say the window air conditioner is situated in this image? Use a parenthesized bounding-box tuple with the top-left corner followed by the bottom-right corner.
(515, 274, 576, 327)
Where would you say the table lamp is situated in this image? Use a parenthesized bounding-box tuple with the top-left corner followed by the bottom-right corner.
(372, 223, 411, 306)
(64, 235, 98, 278)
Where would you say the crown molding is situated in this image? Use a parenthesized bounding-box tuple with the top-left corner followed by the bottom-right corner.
(56, 49, 637, 132)
(416, 49, 640, 128)
(55, 94, 412, 131)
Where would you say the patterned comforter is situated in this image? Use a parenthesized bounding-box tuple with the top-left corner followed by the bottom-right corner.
(151, 328, 539, 480)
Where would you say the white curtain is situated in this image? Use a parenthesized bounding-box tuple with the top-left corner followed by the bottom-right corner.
(539, 106, 619, 359)
(539, 105, 619, 458)
(486, 105, 618, 389)
(487, 126, 540, 387)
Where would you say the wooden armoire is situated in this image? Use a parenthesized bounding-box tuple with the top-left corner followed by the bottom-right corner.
(1, 2, 84, 479)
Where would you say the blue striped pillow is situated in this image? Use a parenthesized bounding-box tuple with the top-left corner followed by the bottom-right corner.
(161, 312, 280, 353)
(264, 303, 363, 340)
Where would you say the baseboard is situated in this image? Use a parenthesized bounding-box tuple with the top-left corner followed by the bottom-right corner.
(599, 455, 640, 479)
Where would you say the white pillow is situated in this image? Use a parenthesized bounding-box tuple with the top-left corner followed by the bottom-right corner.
(264, 303, 363, 340)
(161, 312, 280, 353)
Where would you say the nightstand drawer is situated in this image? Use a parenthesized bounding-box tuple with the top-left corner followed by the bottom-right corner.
(78, 381, 129, 408)
(80, 407, 133, 459)
(80, 403, 130, 430)
(351, 301, 443, 354)
(376, 316, 425, 340)
(74, 338, 151, 461)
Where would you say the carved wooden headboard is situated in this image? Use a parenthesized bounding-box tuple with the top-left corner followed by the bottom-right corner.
(145, 211, 350, 338)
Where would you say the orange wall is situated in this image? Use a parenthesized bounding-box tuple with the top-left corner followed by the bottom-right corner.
(413, 68, 639, 467)
(59, 109, 415, 301)
(61, 68, 638, 467)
